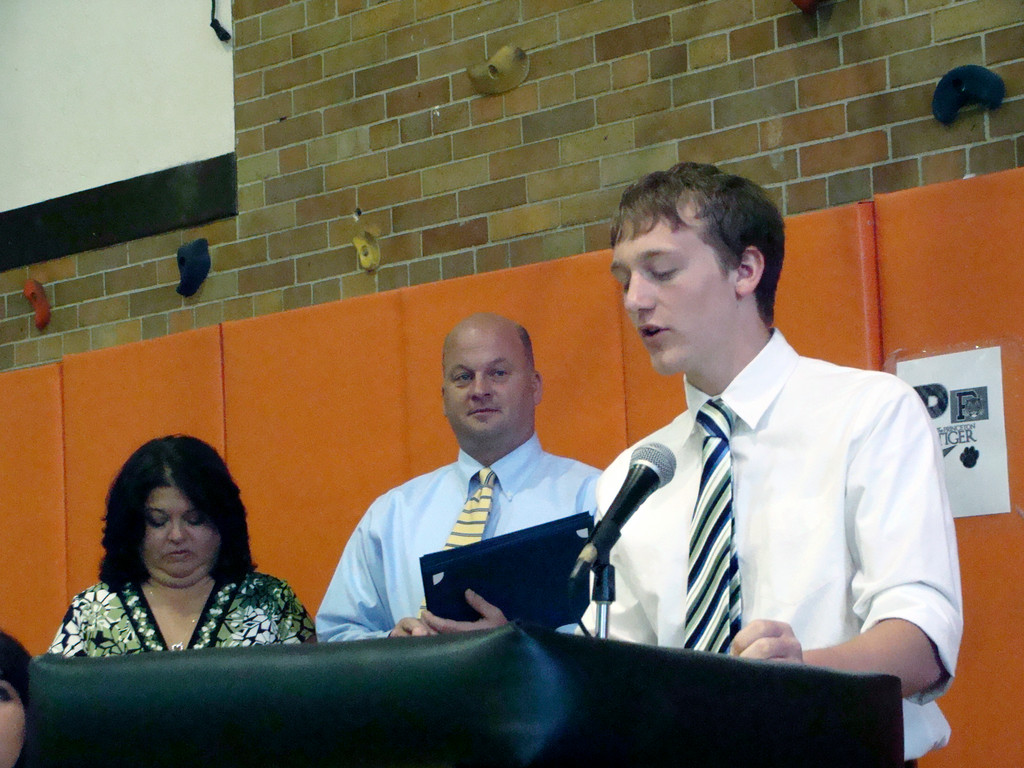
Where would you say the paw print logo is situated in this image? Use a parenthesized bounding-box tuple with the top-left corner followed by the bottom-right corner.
(960, 446, 979, 468)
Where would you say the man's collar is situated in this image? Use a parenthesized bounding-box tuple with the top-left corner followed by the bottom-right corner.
(685, 329, 798, 432)
(456, 433, 541, 496)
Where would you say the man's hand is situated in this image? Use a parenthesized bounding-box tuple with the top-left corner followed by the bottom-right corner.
(389, 616, 436, 637)
(731, 619, 804, 662)
(731, 618, 944, 697)
(420, 589, 508, 634)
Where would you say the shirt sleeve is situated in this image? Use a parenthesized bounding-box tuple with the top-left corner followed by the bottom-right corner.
(49, 598, 87, 657)
(272, 578, 316, 643)
(49, 587, 120, 657)
(315, 496, 395, 642)
(846, 382, 963, 703)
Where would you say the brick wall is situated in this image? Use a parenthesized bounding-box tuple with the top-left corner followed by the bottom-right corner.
(1, 0, 1020, 371)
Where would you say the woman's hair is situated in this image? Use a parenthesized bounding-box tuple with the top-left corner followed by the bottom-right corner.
(99, 435, 255, 589)
(0, 629, 29, 768)
(0, 629, 29, 707)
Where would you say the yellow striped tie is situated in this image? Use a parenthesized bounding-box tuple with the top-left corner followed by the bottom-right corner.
(421, 468, 498, 616)
(445, 468, 497, 549)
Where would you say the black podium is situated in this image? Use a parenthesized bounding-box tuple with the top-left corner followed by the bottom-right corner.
(26, 623, 903, 767)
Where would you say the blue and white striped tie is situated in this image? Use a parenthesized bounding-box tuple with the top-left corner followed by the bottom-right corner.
(685, 398, 741, 652)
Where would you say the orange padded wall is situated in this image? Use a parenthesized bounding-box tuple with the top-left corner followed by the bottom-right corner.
(621, 202, 882, 444)
(221, 293, 407, 614)
(777, 202, 881, 370)
(61, 327, 225, 600)
(0, 364, 66, 653)
(874, 167, 1024, 768)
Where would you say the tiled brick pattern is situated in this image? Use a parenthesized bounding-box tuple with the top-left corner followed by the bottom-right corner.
(1, 1, 1021, 369)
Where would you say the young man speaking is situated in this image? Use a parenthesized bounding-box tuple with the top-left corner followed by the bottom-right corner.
(595, 162, 961, 764)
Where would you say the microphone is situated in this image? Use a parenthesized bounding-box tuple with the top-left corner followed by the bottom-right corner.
(570, 442, 676, 581)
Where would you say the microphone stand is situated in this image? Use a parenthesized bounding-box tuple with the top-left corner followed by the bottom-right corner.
(590, 551, 615, 639)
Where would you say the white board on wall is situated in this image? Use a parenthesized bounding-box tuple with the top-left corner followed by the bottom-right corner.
(0, 0, 234, 214)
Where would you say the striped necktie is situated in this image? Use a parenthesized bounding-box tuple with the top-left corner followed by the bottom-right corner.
(421, 468, 498, 615)
(685, 398, 741, 652)
(445, 468, 497, 549)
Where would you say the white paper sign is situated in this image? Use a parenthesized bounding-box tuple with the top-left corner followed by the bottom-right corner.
(896, 346, 1009, 518)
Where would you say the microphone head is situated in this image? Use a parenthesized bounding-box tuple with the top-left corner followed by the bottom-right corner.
(629, 442, 676, 485)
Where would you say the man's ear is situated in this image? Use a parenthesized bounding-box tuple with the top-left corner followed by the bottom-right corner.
(533, 371, 543, 405)
(734, 246, 765, 300)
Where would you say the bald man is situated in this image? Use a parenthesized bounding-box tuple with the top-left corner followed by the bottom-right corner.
(316, 313, 599, 641)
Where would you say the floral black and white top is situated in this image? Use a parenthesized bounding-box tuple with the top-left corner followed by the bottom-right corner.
(48, 573, 315, 657)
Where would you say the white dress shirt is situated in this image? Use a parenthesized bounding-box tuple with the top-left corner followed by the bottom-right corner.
(589, 331, 962, 760)
(317, 433, 599, 641)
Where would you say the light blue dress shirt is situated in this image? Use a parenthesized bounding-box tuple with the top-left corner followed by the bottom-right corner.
(316, 434, 599, 641)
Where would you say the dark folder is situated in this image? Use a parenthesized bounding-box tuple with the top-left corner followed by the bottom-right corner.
(420, 511, 593, 627)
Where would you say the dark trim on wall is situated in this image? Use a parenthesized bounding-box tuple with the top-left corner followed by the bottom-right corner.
(0, 153, 237, 272)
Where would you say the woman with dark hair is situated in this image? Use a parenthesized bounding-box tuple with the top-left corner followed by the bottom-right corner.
(0, 629, 29, 768)
(50, 435, 315, 656)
